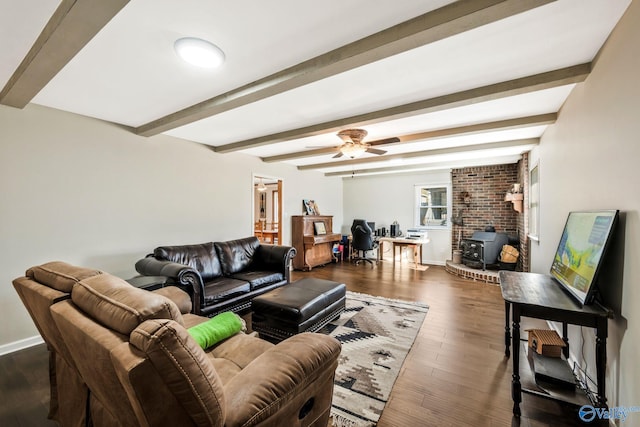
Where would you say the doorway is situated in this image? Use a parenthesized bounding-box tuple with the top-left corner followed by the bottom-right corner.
(253, 174, 282, 244)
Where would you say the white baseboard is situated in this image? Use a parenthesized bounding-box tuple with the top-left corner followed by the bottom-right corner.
(0, 335, 44, 356)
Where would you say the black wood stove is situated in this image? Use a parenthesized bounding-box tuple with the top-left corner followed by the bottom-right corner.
(460, 231, 510, 270)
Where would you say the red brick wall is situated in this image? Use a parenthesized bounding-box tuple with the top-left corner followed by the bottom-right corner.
(516, 154, 529, 272)
(451, 164, 523, 269)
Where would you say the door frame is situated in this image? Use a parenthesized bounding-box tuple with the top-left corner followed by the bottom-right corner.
(252, 173, 283, 244)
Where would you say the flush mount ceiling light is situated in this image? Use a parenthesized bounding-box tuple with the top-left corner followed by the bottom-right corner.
(174, 37, 225, 68)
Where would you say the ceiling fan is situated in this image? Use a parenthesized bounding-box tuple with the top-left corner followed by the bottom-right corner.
(332, 129, 400, 159)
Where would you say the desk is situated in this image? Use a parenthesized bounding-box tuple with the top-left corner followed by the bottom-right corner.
(377, 237, 430, 265)
(499, 271, 612, 417)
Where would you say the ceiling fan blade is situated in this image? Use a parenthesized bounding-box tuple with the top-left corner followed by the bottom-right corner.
(332, 152, 344, 158)
(368, 137, 400, 146)
(366, 148, 387, 155)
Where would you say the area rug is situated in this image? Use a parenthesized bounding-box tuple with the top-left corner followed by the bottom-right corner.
(320, 291, 429, 427)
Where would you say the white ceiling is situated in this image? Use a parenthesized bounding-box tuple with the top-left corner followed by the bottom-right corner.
(1, 0, 631, 177)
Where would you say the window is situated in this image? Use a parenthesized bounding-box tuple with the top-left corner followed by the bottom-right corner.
(529, 163, 539, 240)
(415, 185, 450, 228)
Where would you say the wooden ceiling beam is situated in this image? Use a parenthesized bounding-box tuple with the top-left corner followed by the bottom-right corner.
(215, 63, 588, 153)
(324, 156, 523, 177)
(135, 0, 556, 137)
(262, 113, 556, 162)
(297, 138, 539, 170)
(0, 0, 129, 108)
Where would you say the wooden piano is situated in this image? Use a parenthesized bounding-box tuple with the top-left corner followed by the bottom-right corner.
(291, 215, 341, 270)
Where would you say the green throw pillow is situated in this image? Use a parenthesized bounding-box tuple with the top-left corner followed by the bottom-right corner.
(187, 312, 245, 350)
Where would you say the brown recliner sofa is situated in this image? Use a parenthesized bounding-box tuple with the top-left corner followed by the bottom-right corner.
(13, 261, 196, 426)
(15, 262, 341, 427)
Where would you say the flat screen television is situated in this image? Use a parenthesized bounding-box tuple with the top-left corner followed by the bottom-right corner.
(550, 210, 618, 305)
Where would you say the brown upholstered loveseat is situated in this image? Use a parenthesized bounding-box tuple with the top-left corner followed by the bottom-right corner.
(135, 236, 296, 316)
(13, 261, 341, 427)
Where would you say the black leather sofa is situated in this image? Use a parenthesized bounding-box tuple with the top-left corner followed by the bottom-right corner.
(134, 236, 296, 316)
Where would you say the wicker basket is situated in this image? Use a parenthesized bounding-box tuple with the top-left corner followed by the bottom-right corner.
(500, 245, 519, 263)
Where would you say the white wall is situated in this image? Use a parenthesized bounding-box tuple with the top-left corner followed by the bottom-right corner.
(530, 0, 639, 412)
(0, 103, 342, 348)
(342, 170, 452, 264)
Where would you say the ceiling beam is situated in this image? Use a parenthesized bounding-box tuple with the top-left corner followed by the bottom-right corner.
(135, 0, 556, 137)
(297, 138, 539, 170)
(324, 156, 523, 177)
(215, 63, 588, 153)
(262, 113, 556, 162)
(0, 0, 130, 108)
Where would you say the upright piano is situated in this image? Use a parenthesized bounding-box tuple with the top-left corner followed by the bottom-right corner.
(291, 215, 341, 270)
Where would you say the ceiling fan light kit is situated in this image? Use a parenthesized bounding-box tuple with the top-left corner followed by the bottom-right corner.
(334, 128, 388, 158)
(340, 143, 368, 158)
(174, 37, 225, 69)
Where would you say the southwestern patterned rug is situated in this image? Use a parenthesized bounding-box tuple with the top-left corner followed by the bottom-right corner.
(320, 291, 429, 427)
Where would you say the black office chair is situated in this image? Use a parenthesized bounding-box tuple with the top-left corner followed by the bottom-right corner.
(351, 219, 378, 267)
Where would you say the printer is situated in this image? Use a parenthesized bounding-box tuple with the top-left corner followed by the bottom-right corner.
(405, 228, 428, 240)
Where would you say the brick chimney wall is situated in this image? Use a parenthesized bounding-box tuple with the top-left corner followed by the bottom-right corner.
(451, 164, 521, 267)
(516, 153, 530, 272)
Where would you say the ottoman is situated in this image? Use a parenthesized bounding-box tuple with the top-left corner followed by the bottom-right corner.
(252, 277, 346, 342)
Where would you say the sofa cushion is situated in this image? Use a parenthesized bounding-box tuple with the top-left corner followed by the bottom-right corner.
(130, 319, 226, 427)
(208, 333, 273, 370)
(214, 237, 260, 276)
(72, 274, 184, 335)
(231, 270, 284, 290)
(154, 242, 222, 281)
(26, 261, 102, 293)
(203, 277, 250, 304)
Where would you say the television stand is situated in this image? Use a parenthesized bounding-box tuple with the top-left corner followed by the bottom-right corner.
(499, 271, 613, 417)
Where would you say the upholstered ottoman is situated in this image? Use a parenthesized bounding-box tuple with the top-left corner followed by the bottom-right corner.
(252, 278, 346, 342)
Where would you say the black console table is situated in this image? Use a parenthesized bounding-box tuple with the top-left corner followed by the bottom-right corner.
(499, 271, 612, 417)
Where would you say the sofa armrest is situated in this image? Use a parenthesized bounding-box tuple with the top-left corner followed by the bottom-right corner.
(134, 257, 204, 314)
(256, 245, 297, 283)
(223, 333, 340, 426)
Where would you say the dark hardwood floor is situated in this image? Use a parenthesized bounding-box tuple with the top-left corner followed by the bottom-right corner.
(0, 344, 57, 426)
(292, 261, 595, 427)
(2, 261, 594, 426)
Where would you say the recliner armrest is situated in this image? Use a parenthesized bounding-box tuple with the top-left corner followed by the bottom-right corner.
(135, 257, 205, 313)
(223, 333, 340, 426)
(255, 245, 296, 282)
